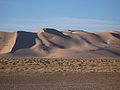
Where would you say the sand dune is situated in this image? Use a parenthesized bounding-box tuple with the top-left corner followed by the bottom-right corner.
(0, 28, 120, 57)
(0, 31, 17, 54)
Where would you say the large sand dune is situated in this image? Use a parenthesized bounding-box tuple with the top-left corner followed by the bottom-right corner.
(0, 31, 17, 54)
(0, 28, 120, 57)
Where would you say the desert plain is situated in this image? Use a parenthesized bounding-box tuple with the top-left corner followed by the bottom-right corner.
(0, 28, 120, 90)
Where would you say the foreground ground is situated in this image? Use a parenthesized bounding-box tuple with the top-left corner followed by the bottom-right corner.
(0, 56, 120, 90)
(0, 72, 120, 90)
(0, 56, 120, 72)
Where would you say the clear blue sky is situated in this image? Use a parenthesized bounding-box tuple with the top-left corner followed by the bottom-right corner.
(0, 0, 120, 32)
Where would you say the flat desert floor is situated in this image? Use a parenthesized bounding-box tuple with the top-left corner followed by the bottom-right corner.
(0, 57, 120, 90)
(0, 72, 120, 90)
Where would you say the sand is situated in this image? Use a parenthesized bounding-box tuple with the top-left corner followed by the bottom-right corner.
(0, 31, 17, 54)
(0, 29, 120, 90)
(0, 56, 120, 90)
(0, 28, 120, 57)
(0, 28, 120, 90)
(0, 72, 120, 90)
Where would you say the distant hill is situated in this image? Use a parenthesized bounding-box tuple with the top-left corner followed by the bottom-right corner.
(0, 28, 120, 58)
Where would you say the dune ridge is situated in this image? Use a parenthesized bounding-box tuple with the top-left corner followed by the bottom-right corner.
(0, 32, 17, 54)
(0, 28, 120, 57)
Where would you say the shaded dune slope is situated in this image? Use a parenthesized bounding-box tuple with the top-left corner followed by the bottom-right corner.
(0, 28, 120, 57)
(11, 31, 38, 53)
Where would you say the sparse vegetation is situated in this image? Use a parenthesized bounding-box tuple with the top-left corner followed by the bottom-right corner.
(0, 56, 120, 73)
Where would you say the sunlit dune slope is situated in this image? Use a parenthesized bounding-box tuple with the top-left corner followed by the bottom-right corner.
(0, 28, 120, 57)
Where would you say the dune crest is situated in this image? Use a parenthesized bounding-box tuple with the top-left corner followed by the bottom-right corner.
(0, 28, 120, 57)
(0, 32, 17, 54)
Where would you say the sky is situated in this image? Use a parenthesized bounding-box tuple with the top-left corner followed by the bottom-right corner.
(0, 0, 120, 32)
